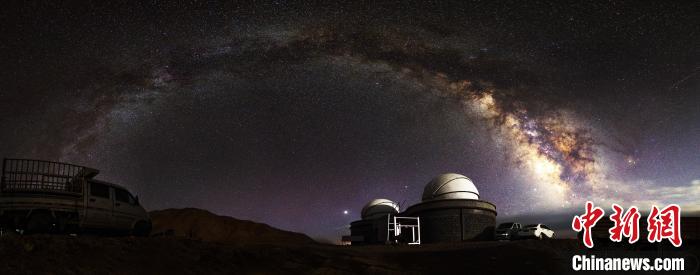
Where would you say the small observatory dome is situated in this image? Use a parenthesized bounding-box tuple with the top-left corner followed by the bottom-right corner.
(422, 173, 480, 201)
(361, 199, 400, 219)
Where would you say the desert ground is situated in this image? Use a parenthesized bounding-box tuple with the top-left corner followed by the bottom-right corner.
(0, 208, 697, 274)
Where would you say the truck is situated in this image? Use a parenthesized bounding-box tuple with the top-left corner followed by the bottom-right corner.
(519, 223, 555, 240)
(0, 158, 151, 236)
(495, 222, 522, 240)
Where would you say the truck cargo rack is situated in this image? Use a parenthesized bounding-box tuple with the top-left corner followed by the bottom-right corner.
(1, 158, 99, 196)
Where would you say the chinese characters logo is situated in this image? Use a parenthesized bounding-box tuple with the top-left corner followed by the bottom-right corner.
(572, 201, 682, 248)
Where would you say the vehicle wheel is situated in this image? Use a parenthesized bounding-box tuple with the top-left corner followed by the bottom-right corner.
(26, 212, 54, 234)
(132, 220, 151, 237)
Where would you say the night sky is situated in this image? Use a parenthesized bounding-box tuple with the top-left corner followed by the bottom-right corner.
(1, 1, 698, 241)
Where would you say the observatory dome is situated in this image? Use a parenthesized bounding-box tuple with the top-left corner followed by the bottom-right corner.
(422, 173, 480, 201)
(361, 199, 399, 219)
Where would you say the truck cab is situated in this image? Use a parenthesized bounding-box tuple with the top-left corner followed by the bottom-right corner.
(84, 179, 150, 233)
(0, 158, 151, 235)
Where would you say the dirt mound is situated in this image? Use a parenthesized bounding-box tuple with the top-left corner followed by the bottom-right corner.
(149, 208, 315, 245)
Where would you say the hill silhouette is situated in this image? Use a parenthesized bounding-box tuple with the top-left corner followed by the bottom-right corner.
(149, 208, 315, 245)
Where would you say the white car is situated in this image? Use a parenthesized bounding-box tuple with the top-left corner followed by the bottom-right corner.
(519, 224, 554, 240)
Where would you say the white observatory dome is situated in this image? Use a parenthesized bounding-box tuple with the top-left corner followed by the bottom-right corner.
(422, 173, 480, 201)
(361, 199, 400, 219)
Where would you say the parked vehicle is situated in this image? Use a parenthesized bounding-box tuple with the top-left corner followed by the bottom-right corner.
(0, 158, 151, 235)
(520, 224, 554, 239)
(495, 222, 521, 240)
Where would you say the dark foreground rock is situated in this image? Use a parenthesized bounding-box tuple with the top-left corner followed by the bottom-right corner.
(0, 235, 570, 274)
(2, 235, 699, 274)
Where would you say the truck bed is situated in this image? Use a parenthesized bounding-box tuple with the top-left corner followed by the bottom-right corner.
(1, 158, 98, 196)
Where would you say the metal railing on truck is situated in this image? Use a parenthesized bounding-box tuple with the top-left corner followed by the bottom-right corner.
(1, 158, 99, 196)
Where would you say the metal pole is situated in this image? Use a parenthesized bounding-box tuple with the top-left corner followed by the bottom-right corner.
(387, 215, 390, 242)
(394, 216, 398, 236)
(417, 217, 421, 244)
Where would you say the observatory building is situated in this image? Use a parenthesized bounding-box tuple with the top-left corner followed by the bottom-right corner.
(349, 199, 400, 245)
(403, 173, 497, 243)
(350, 173, 497, 245)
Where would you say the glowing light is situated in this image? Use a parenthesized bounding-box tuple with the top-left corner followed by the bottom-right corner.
(533, 158, 558, 176)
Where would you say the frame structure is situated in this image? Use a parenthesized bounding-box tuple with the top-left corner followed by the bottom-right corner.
(387, 215, 421, 245)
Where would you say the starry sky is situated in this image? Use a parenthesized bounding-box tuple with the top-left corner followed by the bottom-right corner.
(1, 1, 698, 241)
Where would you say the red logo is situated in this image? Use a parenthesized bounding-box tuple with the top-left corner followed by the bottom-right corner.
(647, 204, 682, 247)
(608, 204, 640, 244)
(573, 202, 683, 248)
(572, 201, 605, 248)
